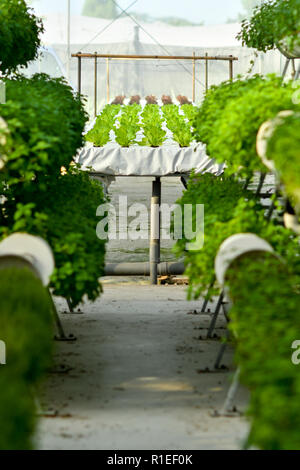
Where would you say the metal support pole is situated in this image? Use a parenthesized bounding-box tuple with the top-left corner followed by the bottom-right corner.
(106, 58, 110, 104)
(205, 53, 208, 92)
(94, 52, 97, 117)
(220, 367, 240, 414)
(214, 329, 230, 369)
(291, 59, 296, 80)
(282, 58, 290, 79)
(192, 51, 195, 102)
(77, 52, 82, 95)
(206, 291, 224, 338)
(255, 172, 266, 196)
(48, 290, 76, 341)
(200, 280, 215, 312)
(150, 177, 161, 285)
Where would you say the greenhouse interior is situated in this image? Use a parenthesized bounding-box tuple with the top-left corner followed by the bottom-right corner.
(0, 0, 300, 455)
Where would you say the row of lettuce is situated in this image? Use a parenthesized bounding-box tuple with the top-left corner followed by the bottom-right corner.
(85, 103, 198, 148)
(174, 73, 300, 449)
(0, 0, 107, 449)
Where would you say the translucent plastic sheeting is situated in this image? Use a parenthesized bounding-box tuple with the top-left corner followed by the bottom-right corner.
(76, 141, 224, 177)
(45, 15, 287, 117)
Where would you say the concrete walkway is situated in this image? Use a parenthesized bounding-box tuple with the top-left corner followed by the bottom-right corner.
(36, 282, 249, 450)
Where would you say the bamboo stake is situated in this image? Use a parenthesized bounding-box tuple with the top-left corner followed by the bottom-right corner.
(192, 51, 195, 102)
(106, 58, 110, 104)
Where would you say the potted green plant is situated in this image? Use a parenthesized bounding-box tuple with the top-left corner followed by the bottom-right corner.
(237, 0, 300, 58)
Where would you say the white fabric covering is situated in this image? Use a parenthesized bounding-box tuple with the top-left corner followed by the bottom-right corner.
(76, 142, 224, 176)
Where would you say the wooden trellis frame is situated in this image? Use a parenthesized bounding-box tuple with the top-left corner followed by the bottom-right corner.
(72, 52, 238, 116)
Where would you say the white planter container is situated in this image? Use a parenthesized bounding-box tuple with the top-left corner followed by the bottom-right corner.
(215, 233, 274, 286)
(256, 110, 294, 171)
(0, 233, 54, 286)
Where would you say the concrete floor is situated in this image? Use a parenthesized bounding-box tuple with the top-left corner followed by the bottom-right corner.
(36, 282, 249, 450)
(36, 177, 249, 450)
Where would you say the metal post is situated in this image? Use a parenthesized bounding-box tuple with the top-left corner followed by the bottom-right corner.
(291, 59, 296, 80)
(282, 58, 290, 79)
(106, 57, 110, 104)
(192, 51, 195, 102)
(221, 367, 240, 414)
(206, 291, 224, 338)
(205, 53, 208, 92)
(77, 52, 82, 95)
(150, 177, 161, 285)
(94, 52, 97, 117)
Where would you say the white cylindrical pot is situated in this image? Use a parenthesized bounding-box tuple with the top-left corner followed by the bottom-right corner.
(256, 110, 294, 171)
(215, 233, 274, 286)
(0, 233, 54, 286)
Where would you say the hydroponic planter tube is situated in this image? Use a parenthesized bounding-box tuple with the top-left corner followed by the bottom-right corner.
(256, 110, 294, 172)
(76, 142, 224, 177)
(277, 33, 300, 59)
(0, 233, 54, 286)
(215, 233, 274, 286)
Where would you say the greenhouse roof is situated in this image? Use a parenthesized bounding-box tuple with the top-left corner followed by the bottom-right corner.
(41, 13, 242, 48)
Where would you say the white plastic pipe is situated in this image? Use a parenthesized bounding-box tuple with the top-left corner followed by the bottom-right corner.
(0, 233, 54, 286)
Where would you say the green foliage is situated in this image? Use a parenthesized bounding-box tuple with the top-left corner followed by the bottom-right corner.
(267, 112, 300, 207)
(86, 103, 197, 148)
(0, 74, 88, 186)
(82, 0, 117, 18)
(2, 166, 107, 308)
(113, 104, 141, 147)
(162, 104, 194, 147)
(237, 0, 300, 52)
(0, 0, 43, 74)
(194, 75, 298, 178)
(85, 104, 120, 147)
(226, 255, 300, 449)
(139, 104, 166, 147)
(0, 267, 53, 449)
(193, 75, 262, 146)
(174, 172, 300, 300)
(0, 73, 107, 308)
(181, 104, 199, 126)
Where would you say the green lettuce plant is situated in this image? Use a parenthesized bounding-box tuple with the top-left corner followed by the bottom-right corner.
(139, 104, 166, 147)
(162, 104, 194, 147)
(114, 104, 141, 147)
